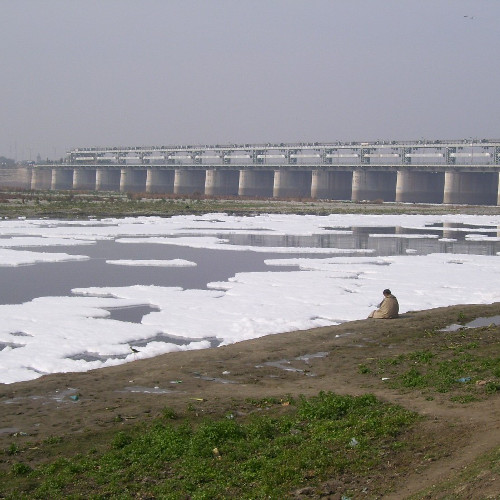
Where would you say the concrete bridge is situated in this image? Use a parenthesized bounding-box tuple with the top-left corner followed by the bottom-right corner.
(31, 138, 500, 205)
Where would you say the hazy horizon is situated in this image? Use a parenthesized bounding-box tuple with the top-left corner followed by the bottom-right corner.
(1, 0, 499, 160)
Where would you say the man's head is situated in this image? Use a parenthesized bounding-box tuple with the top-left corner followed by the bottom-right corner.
(383, 289, 391, 296)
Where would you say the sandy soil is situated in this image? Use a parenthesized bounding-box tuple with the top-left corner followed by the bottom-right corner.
(1, 302, 499, 498)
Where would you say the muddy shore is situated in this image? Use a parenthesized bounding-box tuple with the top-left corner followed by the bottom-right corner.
(1, 302, 499, 498)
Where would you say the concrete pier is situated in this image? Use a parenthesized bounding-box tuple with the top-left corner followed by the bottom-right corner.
(443, 172, 498, 205)
(205, 169, 240, 196)
(351, 171, 397, 202)
(238, 170, 274, 197)
(273, 170, 312, 198)
(51, 169, 74, 190)
(73, 169, 96, 191)
(395, 171, 445, 203)
(146, 169, 175, 194)
(173, 170, 206, 195)
(311, 170, 352, 200)
(96, 169, 121, 191)
(120, 168, 147, 193)
(31, 169, 52, 190)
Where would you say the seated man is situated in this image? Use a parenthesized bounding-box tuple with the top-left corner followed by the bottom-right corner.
(368, 289, 399, 319)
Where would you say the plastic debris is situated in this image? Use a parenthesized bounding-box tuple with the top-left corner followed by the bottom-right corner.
(349, 437, 359, 447)
(456, 377, 471, 383)
(69, 394, 79, 401)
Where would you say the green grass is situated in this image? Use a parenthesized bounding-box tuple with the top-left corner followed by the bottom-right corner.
(364, 327, 500, 400)
(1, 392, 419, 499)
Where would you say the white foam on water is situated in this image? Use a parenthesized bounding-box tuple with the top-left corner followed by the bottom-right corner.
(0, 248, 89, 267)
(106, 259, 197, 267)
(1, 213, 500, 384)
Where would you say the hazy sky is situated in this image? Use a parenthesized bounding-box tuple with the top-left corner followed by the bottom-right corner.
(1, 0, 499, 160)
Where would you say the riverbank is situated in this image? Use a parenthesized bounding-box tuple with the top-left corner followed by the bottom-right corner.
(1, 302, 499, 498)
(2, 189, 500, 218)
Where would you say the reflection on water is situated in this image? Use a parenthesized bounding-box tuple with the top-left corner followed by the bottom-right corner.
(223, 223, 500, 256)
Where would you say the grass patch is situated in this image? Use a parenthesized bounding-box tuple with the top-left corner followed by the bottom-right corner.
(363, 326, 500, 401)
(1, 392, 419, 499)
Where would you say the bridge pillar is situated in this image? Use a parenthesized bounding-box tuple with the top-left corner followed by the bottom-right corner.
(395, 171, 445, 203)
(273, 170, 312, 198)
(443, 172, 498, 205)
(238, 170, 274, 197)
(146, 169, 175, 193)
(120, 168, 147, 193)
(351, 170, 397, 202)
(31, 169, 53, 190)
(96, 168, 121, 191)
(73, 169, 96, 190)
(51, 169, 74, 190)
(173, 169, 206, 195)
(311, 170, 352, 200)
(205, 169, 240, 196)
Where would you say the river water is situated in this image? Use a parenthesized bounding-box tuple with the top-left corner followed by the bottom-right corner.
(1, 214, 500, 384)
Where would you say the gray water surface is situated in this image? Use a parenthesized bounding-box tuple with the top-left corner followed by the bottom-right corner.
(1, 223, 498, 314)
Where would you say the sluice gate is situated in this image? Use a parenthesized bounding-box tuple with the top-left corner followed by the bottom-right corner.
(31, 139, 500, 205)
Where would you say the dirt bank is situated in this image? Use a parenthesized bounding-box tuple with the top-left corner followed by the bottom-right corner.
(1, 302, 499, 498)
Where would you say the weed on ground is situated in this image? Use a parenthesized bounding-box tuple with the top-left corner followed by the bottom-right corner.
(2, 392, 419, 499)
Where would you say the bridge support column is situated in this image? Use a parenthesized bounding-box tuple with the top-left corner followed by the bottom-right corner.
(205, 169, 240, 196)
(311, 170, 352, 200)
(238, 170, 274, 197)
(173, 169, 206, 195)
(96, 169, 121, 191)
(31, 169, 53, 190)
(146, 169, 175, 193)
(396, 171, 445, 203)
(120, 168, 147, 193)
(73, 169, 96, 190)
(443, 172, 498, 205)
(51, 169, 74, 190)
(273, 170, 312, 198)
(351, 171, 397, 202)
(497, 174, 500, 206)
